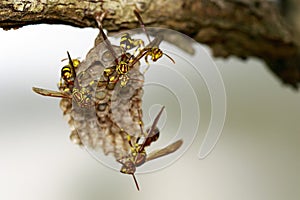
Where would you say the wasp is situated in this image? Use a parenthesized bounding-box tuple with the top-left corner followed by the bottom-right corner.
(117, 106, 183, 191)
(58, 52, 80, 92)
(33, 52, 95, 108)
(119, 10, 175, 65)
(96, 18, 144, 87)
(33, 51, 77, 99)
(95, 10, 175, 88)
(132, 10, 175, 66)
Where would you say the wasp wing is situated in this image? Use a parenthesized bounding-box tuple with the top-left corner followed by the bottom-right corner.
(146, 139, 183, 162)
(99, 27, 119, 63)
(32, 87, 71, 99)
(139, 106, 165, 151)
(146, 34, 163, 48)
(67, 51, 77, 78)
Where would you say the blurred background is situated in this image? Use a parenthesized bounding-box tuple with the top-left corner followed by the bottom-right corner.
(0, 23, 299, 200)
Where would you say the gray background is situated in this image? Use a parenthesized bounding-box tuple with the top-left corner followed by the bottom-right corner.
(0, 24, 299, 200)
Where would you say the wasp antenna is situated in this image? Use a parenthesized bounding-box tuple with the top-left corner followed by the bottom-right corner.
(132, 173, 140, 191)
(133, 9, 151, 43)
(61, 58, 67, 62)
(163, 53, 175, 64)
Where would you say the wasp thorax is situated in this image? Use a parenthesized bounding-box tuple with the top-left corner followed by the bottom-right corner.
(72, 87, 94, 108)
(143, 127, 160, 147)
(117, 61, 129, 75)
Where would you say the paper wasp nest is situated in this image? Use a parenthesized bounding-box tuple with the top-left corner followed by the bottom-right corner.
(60, 39, 145, 160)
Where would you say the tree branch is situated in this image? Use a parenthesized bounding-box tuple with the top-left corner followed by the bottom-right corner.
(1, 0, 299, 88)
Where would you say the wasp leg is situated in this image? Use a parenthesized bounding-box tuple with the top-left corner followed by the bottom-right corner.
(142, 54, 151, 74)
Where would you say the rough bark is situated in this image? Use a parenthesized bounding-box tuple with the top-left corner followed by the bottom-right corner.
(1, 0, 299, 89)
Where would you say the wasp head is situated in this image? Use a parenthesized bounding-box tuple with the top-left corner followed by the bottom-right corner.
(120, 160, 136, 174)
(71, 59, 80, 68)
(151, 47, 163, 61)
(119, 74, 129, 87)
